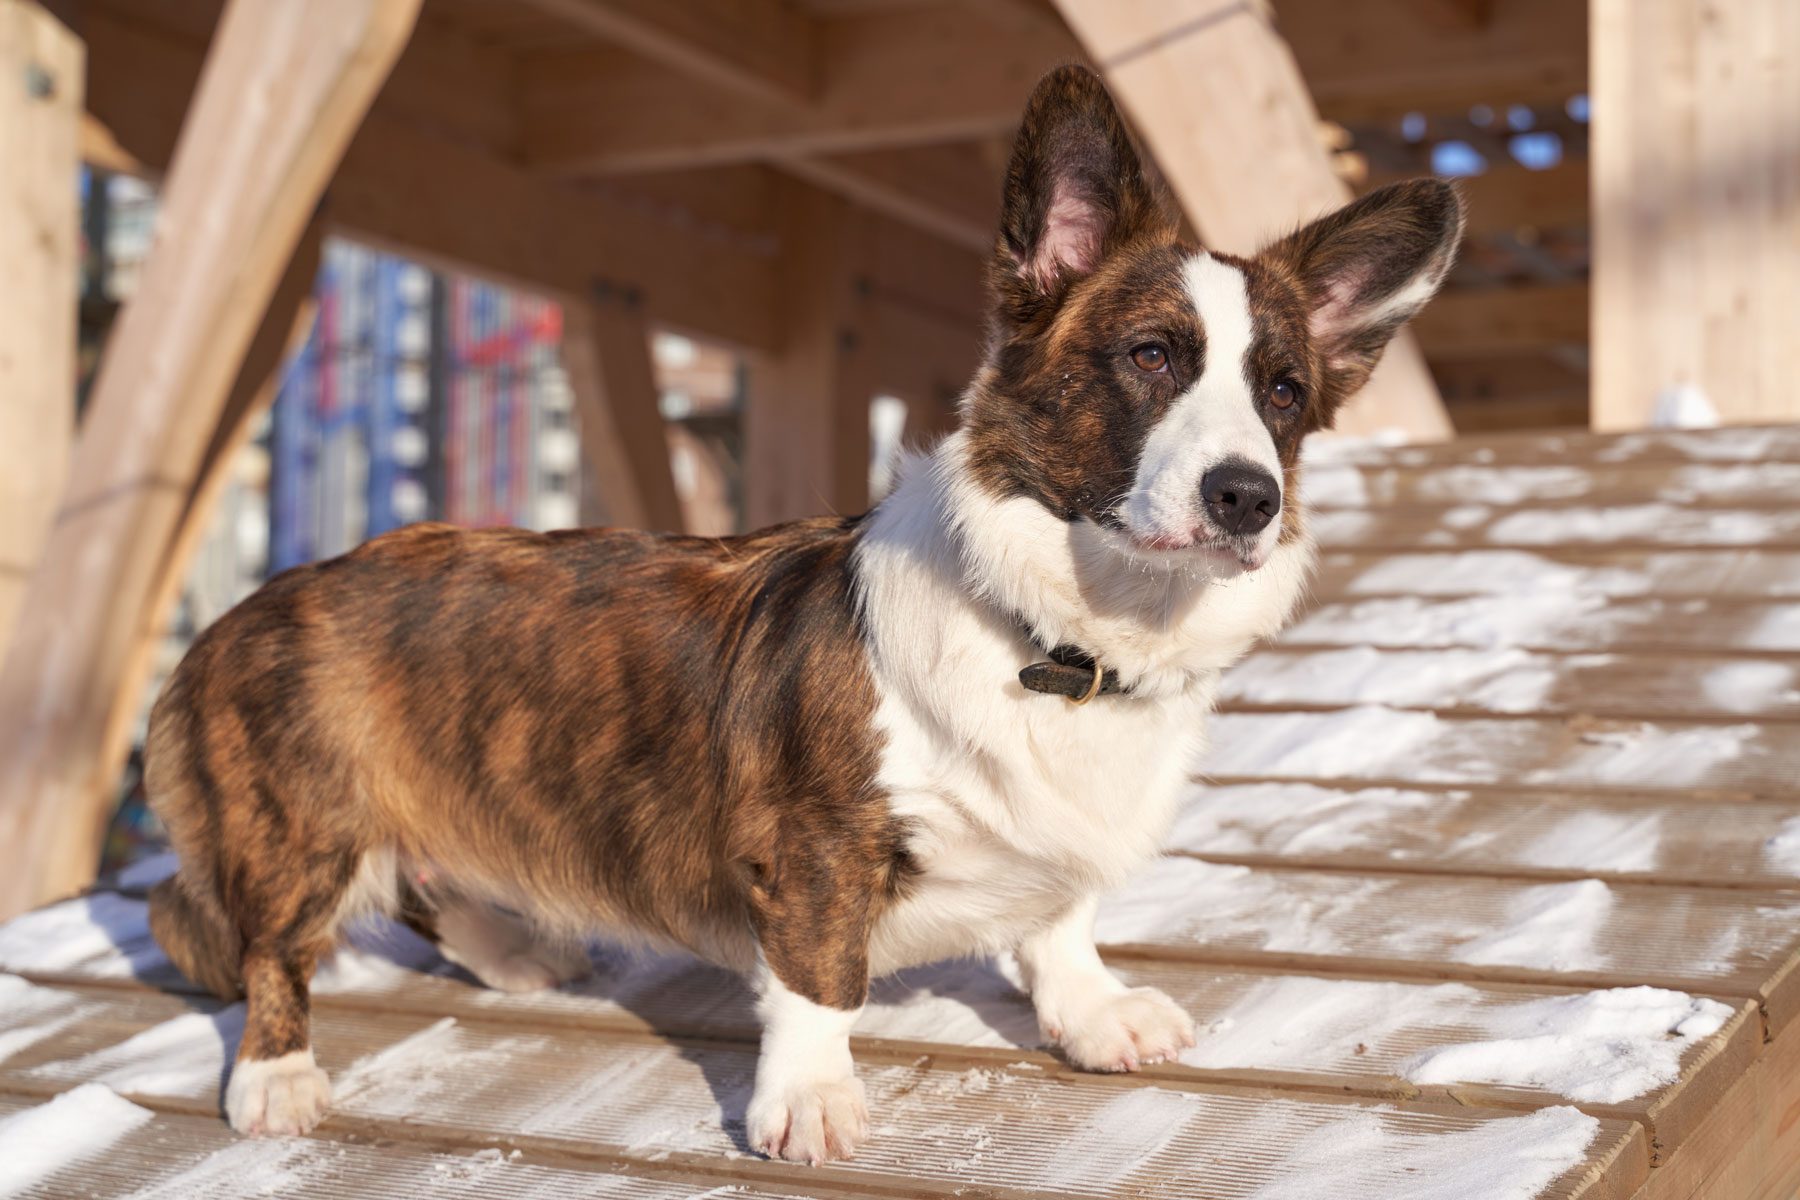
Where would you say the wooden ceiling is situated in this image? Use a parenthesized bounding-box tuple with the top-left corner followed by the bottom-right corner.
(93, 0, 1594, 430)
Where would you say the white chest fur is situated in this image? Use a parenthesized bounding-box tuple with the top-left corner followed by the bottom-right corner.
(853, 437, 1311, 975)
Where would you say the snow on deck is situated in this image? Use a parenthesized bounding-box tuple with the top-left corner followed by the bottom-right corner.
(3, 425, 1800, 1198)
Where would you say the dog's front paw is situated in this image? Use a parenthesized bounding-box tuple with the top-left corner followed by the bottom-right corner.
(225, 1050, 332, 1136)
(1048, 986, 1196, 1073)
(746, 1074, 869, 1165)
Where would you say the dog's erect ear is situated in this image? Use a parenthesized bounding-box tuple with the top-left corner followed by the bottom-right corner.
(1261, 179, 1465, 408)
(994, 66, 1176, 322)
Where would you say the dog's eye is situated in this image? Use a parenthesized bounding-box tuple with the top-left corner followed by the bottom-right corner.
(1270, 380, 1300, 410)
(1130, 344, 1169, 372)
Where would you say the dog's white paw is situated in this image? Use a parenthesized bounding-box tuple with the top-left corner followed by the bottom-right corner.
(1047, 986, 1196, 1073)
(746, 1074, 869, 1165)
(225, 1049, 332, 1136)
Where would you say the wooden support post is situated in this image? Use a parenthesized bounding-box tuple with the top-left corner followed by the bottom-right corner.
(1052, 0, 1455, 441)
(0, 0, 81, 661)
(93, 218, 326, 828)
(744, 184, 876, 528)
(560, 292, 685, 532)
(1591, 0, 1800, 430)
(0, 0, 420, 917)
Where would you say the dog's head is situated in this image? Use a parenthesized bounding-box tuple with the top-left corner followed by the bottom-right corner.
(963, 66, 1463, 575)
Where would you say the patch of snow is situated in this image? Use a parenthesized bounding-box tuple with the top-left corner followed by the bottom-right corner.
(1452, 879, 1614, 972)
(1222, 646, 1589, 713)
(30, 1007, 243, 1099)
(0, 1084, 154, 1198)
(1518, 811, 1664, 874)
(1699, 661, 1800, 713)
(1182, 977, 1478, 1073)
(0, 976, 104, 1065)
(1765, 816, 1800, 877)
(1440, 504, 1493, 530)
(1339, 549, 1655, 597)
(1039, 1088, 1199, 1191)
(1651, 384, 1720, 429)
(1406, 987, 1733, 1103)
(1534, 722, 1762, 788)
(1247, 1104, 1600, 1200)
(1484, 504, 1786, 546)
(1300, 464, 1369, 507)
(1168, 782, 1451, 857)
(1200, 706, 1447, 780)
(110, 1135, 328, 1199)
(0, 893, 162, 978)
(1286, 591, 1614, 650)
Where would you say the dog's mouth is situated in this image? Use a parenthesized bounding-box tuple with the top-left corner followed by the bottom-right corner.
(1104, 525, 1268, 572)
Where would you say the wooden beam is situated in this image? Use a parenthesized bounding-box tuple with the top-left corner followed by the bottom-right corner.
(80, 8, 782, 351)
(1591, 0, 1800, 430)
(777, 143, 996, 254)
(520, 4, 1067, 174)
(1281, 0, 1585, 123)
(744, 182, 876, 527)
(560, 292, 686, 532)
(1368, 162, 1587, 237)
(0, 0, 81, 660)
(1055, 0, 1454, 440)
(98, 217, 326, 835)
(0, 0, 421, 917)
(513, 0, 816, 106)
(1413, 283, 1589, 358)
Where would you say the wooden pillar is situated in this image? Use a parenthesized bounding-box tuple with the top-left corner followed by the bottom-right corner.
(0, 0, 420, 917)
(1052, 0, 1455, 442)
(744, 183, 876, 528)
(1591, 0, 1800, 430)
(0, 1, 81, 660)
(92, 217, 325, 827)
(560, 290, 685, 532)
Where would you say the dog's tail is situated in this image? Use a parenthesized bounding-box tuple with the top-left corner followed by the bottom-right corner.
(148, 874, 244, 1000)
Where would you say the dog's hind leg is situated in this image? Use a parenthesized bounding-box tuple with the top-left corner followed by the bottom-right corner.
(227, 943, 333, 1135)
(398, 879, 587, 994)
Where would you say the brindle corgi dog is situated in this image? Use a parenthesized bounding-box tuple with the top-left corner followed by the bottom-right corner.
(146, 65, 1462, 1163)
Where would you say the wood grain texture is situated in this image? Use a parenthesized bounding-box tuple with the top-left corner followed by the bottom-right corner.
(0, 0, 81, 661)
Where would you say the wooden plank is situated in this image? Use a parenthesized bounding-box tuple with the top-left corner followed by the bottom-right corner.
(0, 959, 1740, 1173)
(1094, 859, 1800, 1031)
(0, 0, 422, 919)
(1592, 0, 1800, 431)
(743, 181, 876, 526)
(560, 295, 686, 532)
(1055, 0, 1452, 441)
(520, 4, 1073, 174)
(1310, 548, 1800, 602)
(1411, 282, 1589, 358)
(80, 8, 782, 352)
(1168, 780, 1800, 889)
(513, 0, 817, 106)
(1631, 1008, 1800, 1198)
(1280, 0, 1586, 123)
(0, 982, 1649, 1198)
(1309, 503, 1800, 553)
(1221, 646, 1800, 722)
(1307, 424, 1800, 469)
(777, 143, 994, 253)
(1201, 708, 1800, 794)
(0, 880, 1736, 1167)
(0, 1098, 833, 1200)
(1285, 594, 1800, 656)
(1369, 161, 1587, 236)
(1304, 459, 1800, 511)
(0, 0, 81, 661)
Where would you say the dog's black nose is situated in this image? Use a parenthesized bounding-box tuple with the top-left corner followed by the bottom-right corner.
(1200, 462, 1281, 536)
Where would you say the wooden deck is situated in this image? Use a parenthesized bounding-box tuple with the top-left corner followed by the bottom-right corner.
(2, 424, 1799, 1198)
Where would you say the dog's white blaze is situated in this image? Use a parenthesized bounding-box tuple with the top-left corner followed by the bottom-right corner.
(1125, 253, 1282, 552)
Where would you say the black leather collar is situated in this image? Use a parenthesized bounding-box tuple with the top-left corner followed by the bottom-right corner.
(1019, 642, 1127, 701)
